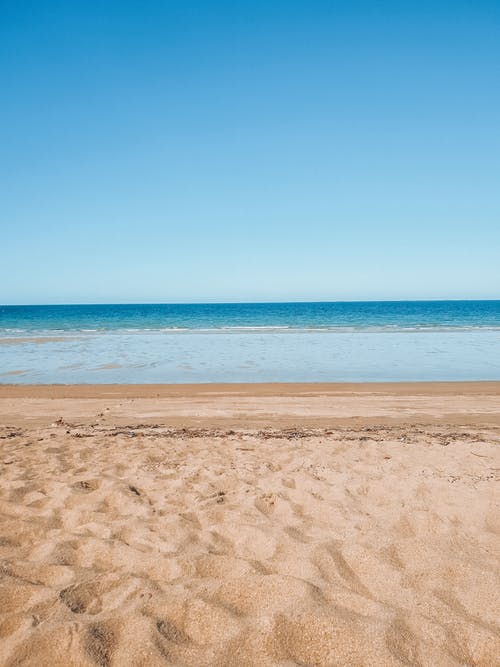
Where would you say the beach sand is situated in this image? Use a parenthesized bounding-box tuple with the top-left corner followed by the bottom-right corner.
(0, 382, 499, 666)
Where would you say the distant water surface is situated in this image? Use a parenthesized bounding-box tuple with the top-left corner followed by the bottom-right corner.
(1, 301, 499, 383)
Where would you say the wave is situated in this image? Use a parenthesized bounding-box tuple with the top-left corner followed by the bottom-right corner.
(2, 325, 500, 338)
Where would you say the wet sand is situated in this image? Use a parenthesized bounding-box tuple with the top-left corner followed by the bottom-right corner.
(0, 337, 83, 345)
(0, 383, 499, 665)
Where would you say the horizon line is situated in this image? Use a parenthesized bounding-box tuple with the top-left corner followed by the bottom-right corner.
(2, 298, 500, 308)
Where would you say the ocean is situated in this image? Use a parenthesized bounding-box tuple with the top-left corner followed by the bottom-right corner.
(1, 301, 500, 383)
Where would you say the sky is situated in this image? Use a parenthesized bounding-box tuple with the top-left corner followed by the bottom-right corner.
(1, 0, 499, 304)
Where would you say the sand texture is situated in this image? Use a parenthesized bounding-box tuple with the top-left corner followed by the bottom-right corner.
(0, 383, 499, 666)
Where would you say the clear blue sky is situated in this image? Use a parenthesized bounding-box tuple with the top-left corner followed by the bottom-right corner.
(1, 1, 499, 304)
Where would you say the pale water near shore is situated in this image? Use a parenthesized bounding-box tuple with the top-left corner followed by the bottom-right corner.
(1, 301, 499, 383)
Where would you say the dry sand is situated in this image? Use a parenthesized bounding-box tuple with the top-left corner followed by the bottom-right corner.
(0, 382, 499, 666)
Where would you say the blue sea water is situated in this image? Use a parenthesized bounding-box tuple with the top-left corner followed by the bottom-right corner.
(1, 301, 499, 383)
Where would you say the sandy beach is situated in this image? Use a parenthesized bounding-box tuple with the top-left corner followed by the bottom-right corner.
(0, 382, 499, 666)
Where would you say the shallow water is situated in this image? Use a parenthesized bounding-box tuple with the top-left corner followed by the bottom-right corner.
(1, 302, 499, 383)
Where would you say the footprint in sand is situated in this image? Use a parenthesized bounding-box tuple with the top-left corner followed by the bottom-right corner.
(73, 479, 101, 493)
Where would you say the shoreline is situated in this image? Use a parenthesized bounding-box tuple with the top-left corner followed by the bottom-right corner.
(2, 379, 500, 397)
(2, 381, 499, 428)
